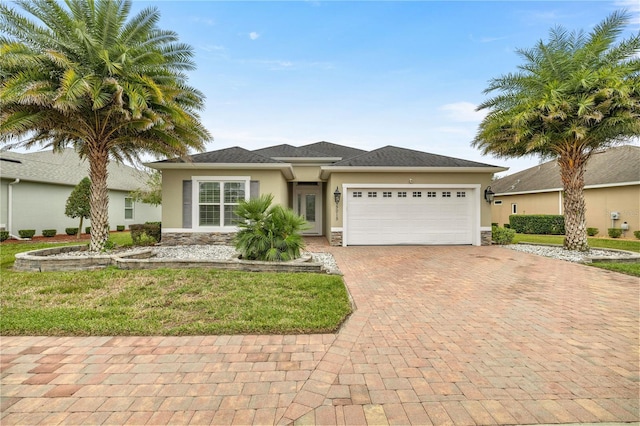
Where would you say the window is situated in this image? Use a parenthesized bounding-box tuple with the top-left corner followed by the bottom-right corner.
(383, 191, 392, 198)
(353, 191, 362, 198)
(368, 191, 377, 198)
(456, 191, 466, 198)
(427, 191, 436, 198)
(442, 191, 451, 198)
(494, 200, 503, 205)
(397, 191, 407, 198)
(512, 203, 517, 214)
(198, 181, 245, 227)
(413, 191, 422, 198)
(124, 197, 134, 220)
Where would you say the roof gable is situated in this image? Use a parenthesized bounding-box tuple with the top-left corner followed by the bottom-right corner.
(252, 144, 329, 158)
(330, 145, 500, 168)
(299, 141, 367, 159)
(492, 145, 640, 194)
(156, 146, 282, 164)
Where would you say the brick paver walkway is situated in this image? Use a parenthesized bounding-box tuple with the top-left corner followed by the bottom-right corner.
(1, 243, 638, 424)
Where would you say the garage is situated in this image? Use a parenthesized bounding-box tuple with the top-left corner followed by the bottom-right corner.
(344, 186, 478, 245)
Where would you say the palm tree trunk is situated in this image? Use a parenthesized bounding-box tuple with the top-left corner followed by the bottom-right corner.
(88, 144, 110, 252)
(558, 150, 589, 251)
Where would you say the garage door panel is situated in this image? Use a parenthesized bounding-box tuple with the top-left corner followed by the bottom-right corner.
(346, 187, 474, 245)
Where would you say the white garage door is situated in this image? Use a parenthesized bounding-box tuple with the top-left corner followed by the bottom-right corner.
(345, 188, 475, 245)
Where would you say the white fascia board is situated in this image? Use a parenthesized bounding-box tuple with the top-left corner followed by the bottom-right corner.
(320, 166, 508, 179)
(145, 162, 295, 180)
(495, 180, 640, 196)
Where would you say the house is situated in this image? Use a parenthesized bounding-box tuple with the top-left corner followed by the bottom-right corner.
(490, 145, 640, 237)
(148, 141, 506, 246)
(0, 149, 161, 238)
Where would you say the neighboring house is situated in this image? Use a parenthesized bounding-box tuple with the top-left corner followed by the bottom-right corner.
(148, 141, 506, 246)
(0, 149, 161, 238)
(490, 145, 640, 237)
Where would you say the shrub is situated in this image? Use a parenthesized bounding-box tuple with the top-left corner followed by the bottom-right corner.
(130, 224, 158, 246)
(503, 223, 511, 229)
(634, 230, 640, 240)
(116, 225, 125, 232)
(509, 215, 565, 235)
(491, 222, 498, 227)
(85, 226, 91, 234)
(18, 229, 36, 238)
(587, 227, 599, 236)
(0, 231, 9, 242)
(492, 226, 515, 245)
(234, 194, 307, 261)
(608, 228, 622, 238)
(65, 227, 79, 236)
(144, 222, 161, 242)
(42, 229, 57, 237)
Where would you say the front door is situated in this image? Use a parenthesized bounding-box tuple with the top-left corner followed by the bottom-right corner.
(294, 184, 322, 235)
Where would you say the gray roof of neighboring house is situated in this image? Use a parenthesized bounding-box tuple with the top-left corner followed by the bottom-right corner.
(156, 146, 282, 164)
(491, 145, 640, 194)
(330, 145, 501, 168)
(299, 141, 367, 159)
(0, 148, 152, 191)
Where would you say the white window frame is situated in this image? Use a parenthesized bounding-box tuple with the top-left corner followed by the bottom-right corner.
(512, 203, 517, 214)
(192, 176, 250, 231)
(124, 196, 134, 221)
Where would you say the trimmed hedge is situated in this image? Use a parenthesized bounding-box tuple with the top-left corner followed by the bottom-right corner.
(634, 230, 640, 240)
(509, 215, 565, 235)
(18, 229, 36, 238)
(0, 231, 9, 242)
(492, 226, 515, 245)
(85, 226, 91, 234)
(608, 228, 622, 238)
(42, 229, 57, 237)
(65, 227, 78, 236)
(130, 223, 161, 246)
(116, 225, 125, 232)
(586, 227, 599, 236)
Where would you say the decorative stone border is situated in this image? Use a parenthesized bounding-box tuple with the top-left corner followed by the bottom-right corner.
(516, 242, 640, 263)
(14, 246, 327, 273)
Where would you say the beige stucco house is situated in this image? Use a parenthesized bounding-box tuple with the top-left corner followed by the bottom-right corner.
(149, 142, 506, 246)
(490, 145, 640, 238)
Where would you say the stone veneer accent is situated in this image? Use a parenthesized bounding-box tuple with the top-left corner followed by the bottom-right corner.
(161, 232, 235, 246)
(481, 230, 492, 246)
(330, 231, 343, 247)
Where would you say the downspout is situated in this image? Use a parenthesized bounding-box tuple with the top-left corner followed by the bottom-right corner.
(7, 178, 28, 240)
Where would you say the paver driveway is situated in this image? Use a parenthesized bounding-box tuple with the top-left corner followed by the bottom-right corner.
(1, 244, 638, 425)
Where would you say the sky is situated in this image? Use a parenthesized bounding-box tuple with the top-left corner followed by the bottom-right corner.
(11, 0, 640, 175)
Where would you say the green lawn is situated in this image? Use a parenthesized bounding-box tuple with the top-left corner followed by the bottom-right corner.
(511, 233, 640, 277)
(0, 235, 352, 336)
(512, 233, 640, 253)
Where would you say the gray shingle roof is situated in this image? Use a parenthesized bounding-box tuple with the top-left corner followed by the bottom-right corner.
(299, 141, 367, 159)
(252, 144, 329, 158)
(155, 147, 283, 164)
(330, 145, 501, 168)
(0, 149, 152, 191)
(491, 145, 640, 194)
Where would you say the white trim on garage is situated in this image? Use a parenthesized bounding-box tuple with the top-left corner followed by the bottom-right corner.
(342, 184, 481, 247)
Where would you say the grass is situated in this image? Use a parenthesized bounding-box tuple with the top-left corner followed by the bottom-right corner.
(511, 233, 640, 277)
(512, 233, 640, 252)
(0, 234, 352, 336)
(590, 262, 640, 277)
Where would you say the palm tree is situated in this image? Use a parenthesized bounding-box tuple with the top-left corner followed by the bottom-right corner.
(0, 0, 211, 251)
(473, 11, 640, 251)
(234, 194, 308, 261)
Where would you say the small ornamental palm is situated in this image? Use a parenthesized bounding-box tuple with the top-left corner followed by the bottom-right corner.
(234, 194, 308, 261)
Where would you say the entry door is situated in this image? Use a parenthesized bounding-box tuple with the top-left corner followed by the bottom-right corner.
(294, 185, 322, 235)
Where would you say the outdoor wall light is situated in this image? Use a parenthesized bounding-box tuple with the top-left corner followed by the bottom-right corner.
(484, 186, 495, 203)
(334, 187, 341, 220)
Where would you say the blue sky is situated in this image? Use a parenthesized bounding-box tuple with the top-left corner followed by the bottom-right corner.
(17, 1, 640, 174)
